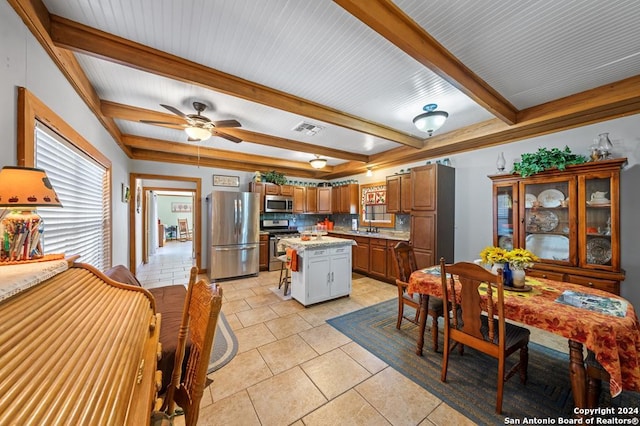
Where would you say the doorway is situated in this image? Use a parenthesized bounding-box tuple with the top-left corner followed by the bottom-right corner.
(129, 173, 202, 276)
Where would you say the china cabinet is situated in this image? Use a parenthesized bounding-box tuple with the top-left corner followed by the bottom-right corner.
(489, 158, 626, 294)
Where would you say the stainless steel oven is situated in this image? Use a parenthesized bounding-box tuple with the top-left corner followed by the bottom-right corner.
(265, 195, 293, 213)
(261, 219, 299, 271)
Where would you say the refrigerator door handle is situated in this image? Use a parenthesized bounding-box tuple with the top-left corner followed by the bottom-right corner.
(214, 246, 256, 252)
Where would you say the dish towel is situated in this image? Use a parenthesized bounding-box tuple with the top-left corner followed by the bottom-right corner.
(286, 248, 298, 272)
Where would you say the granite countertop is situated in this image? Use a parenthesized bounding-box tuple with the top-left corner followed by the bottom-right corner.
(278, 236, 356, 252)
(327, 229, 410, 241)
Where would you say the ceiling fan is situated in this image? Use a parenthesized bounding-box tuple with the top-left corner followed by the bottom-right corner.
(141, 101, 242, 143)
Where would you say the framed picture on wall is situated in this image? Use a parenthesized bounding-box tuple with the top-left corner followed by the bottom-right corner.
(171, 202, 192, 213)
(121, 183, 130, 203)
(213, 174, 240, 187)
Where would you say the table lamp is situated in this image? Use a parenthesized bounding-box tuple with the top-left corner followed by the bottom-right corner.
(0, 166, 62, 261)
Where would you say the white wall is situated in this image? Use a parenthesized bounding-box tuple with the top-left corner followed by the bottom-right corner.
(0, 3, 132, 266)
(2, 2, 639, 311)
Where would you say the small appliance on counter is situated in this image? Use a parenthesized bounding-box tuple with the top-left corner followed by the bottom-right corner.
(351, 218, 359, 231)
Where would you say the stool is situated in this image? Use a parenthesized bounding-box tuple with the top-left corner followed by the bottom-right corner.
(277, 254, 291, 296)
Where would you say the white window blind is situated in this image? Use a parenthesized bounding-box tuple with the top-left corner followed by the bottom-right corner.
(34, 123, 111, 270)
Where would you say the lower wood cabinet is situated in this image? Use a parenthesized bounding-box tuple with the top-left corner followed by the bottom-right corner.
(259, 234, 269, 271)
(351, 236, 370, 273)
(369, 238, 388, 280)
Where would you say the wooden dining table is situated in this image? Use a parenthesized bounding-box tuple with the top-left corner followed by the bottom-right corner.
(408, 266, 640, 410)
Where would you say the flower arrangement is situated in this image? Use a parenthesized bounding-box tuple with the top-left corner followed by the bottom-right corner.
(479, 246, 538, 269)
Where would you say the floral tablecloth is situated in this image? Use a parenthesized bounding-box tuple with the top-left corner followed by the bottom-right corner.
(408, 266, 640, 397)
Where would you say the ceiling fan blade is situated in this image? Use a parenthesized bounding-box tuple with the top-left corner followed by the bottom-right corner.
(160, 104, 190, 119)
(214, 131, 242, 143)
(213, 119, 241, 128)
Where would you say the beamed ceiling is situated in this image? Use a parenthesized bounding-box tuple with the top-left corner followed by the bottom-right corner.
(8, 0, 640, 179)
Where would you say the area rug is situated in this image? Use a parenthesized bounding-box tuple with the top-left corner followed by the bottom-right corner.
(208, 312, 238, 373)
(327, 299, 639, 425)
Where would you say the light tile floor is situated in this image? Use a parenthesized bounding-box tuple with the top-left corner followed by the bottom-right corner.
(138, 240, 567, 426)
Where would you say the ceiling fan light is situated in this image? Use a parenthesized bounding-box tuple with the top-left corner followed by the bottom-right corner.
(185, 126, 211, 141)
(413, 104, 448, 136)
(309, 157, 327, 169)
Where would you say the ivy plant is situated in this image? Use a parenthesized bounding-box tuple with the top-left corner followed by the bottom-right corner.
(262, 170, 287, 185)
(512, 146, 588, 177)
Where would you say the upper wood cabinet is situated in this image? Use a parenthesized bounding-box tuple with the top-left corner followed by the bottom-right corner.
(264, 183, 280, 195)
(332, 184, 359, 214)
(249, 182, 265, 213)
(306, 187, 318, 213)
(386, 173, 411, 213)
(293, 186, 306, 213)
(489, 158, 626, 294)
(317, 187, 332, 214)
(410, 164, 455, 268)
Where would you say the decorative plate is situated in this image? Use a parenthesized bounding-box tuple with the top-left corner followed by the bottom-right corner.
(526, 210, 559, 232)
(525, 193, 537, 208)
(537, 189, 565, 207)
(586, 237, 612, 264)
(498, 235, 513, 250)
(525, 234, 569, 261)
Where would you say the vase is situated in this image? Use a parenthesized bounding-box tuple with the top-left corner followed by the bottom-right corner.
(496, 152, 506, 173)
(511, 267, 526, 288)
(597, 133, 613, 160)
(491, 263, 513, 287)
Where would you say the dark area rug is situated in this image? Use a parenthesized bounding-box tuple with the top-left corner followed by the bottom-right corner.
(327, 299, 639, 425)
(208, 312, 238, 373)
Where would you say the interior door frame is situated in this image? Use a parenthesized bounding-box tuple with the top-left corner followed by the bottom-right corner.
(129, 173, 202, 275)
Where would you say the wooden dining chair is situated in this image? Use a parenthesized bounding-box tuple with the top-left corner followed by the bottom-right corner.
(163, 274, 223, 426)
(392, 241, 444, 352)
(439, 258, 529, 414)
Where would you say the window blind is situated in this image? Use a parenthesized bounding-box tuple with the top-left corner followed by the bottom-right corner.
(35, 123, 111, 270)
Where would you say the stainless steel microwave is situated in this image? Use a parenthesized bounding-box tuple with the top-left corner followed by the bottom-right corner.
(265, 195, 293, 213)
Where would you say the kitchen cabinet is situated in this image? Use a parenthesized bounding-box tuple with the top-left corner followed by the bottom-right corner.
(490, 158, 626, 294)
(369, 238, 388, 280)
(249, 182, 265, 213)
(264, 183, 280, 195)
(351, 235, 370, 273)
(386, 173, 411, 213)
(293, 186, 306, 213)
(332, 184, 359, 214)
(290, 245, 352, 306)
(280, 185, 294, 196)
(306, 187, 318, 213)
(410, 164, 455, 268)
(317, 187, 332, 214)
(259, 233, 269, 271)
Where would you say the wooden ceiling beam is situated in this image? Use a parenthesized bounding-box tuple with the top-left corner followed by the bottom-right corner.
(335, 0, 518, 125)
(122, 135, 336, 173)
(49, 14, 425, 149)
(104, 101, 369, 162)
(130, 149, 321, 178)
(7, 0, 132, 157)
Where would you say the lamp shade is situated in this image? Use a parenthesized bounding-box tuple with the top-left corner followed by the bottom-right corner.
(309, 156, 327, 169)
(0, 166, 62, 208)
(413, 103, 448, 136)
(185, 126, 212, 141)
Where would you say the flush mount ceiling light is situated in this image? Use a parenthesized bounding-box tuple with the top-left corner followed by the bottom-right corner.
(366, 167, 373, 177)
(309, 155, 327, 169)
(184, 125, 212, 141)
(413, 103, 449, 136)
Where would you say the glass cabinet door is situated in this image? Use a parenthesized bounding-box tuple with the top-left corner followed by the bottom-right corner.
(581, 174, 616, 270)
(493, 183, 516, 250)
(520, 178, 575, 264)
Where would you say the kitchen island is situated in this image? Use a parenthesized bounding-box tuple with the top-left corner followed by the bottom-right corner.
(278, 236, 356, 306)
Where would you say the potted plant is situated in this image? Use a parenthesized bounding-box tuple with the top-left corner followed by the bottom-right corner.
(262, 170, 287, 185)
(512, 146, 587, 177)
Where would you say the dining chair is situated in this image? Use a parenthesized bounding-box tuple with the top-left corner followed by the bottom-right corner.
(163, 274, 223, 426)
(392, 241, 444, 352)
(439, 258, 529, 414)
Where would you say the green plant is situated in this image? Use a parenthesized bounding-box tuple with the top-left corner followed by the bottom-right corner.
(262, 170, 287, 185)
(512, 146, 587, 177)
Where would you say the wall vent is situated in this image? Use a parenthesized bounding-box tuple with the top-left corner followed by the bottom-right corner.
(292, 121, 323, 136)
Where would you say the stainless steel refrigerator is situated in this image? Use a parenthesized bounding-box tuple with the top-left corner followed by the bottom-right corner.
(207, 191, 260, 281)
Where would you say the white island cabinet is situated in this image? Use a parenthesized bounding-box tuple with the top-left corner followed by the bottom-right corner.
(279, 237, 355, 306)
